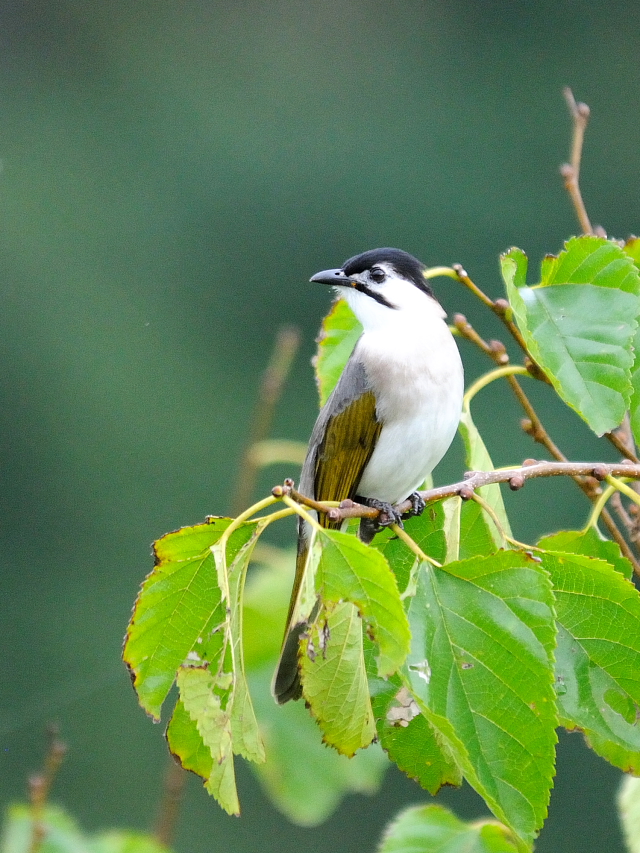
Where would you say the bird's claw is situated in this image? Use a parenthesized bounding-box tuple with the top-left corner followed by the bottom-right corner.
(404, 492, 426, 518)
(358, 497, 404, 528)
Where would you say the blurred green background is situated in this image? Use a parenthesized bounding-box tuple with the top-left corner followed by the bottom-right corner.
(1, 1, 639, 850)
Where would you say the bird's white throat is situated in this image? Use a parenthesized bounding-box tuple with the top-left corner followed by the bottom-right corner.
(341, 277, 464, 505)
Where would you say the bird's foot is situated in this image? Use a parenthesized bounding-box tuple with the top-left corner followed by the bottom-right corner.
(355, 496, 404, 544)
(403, 492, 426, 518)
(357, 496, 404, 527)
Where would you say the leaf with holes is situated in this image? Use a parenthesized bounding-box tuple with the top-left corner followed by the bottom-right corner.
(123, 519, 254, 719)
(315, 529, 410, 677)
(370, 673, 461, 794)
(300, 601, 375, 755)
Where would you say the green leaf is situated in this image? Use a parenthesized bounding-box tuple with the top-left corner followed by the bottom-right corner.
(316, 529, 411, 677)
(176, 666, 239, 815)
(406, 551, 557, 848)
(630, 324, 640, 447)
(166, 696, 213, 780)
(0, 804, 171, 853)
(618, 775, 640, 853)
(458, 404, 512, 546)
(315, 298, 362, 406)
(378, 804, 519, 853)
(123, 519, 254, 719)
(211, 527, 266, 764)
(541, 236, 640, 293)
(501, 238, 640, 436)
(300, 601, 376, 756)
(370, 674, 462, 794)
(539, 528, 632, 579)
(90, 833, 171, 853)
(249, 666, 388, 826)
(540, 550, 640, 773)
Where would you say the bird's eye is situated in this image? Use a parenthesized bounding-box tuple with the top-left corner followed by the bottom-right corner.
(370, 268, 386, 283)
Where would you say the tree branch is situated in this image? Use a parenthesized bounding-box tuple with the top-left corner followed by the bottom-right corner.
(560, 87, 595, 235)
(278, 460, 640, 519)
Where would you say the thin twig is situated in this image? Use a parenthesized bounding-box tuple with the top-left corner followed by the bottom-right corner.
(232, 326, 301, 514)
(452, 266, 535, 360)
(561, 87, 593, 235)
(28, 726, 67, 853)
(606, 416, 639, 463)
(155, 760, 186, 848)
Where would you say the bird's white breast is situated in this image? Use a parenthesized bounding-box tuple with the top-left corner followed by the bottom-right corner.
(352, 296, 463, 505)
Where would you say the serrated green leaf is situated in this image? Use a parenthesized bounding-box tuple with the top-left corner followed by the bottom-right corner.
(316, 529, 410, 677)
(212, 527, 266, 764)
(540, 550, 640, 773)
(458, 405, 512, 546)
(248, 666, 388, 826)
(315, 298, 362, 406)
(378, 804, 519, 853)
(406, 551, 557, 848)
(501, 239, 640, 436)
(176, 666, 239, 815)
(300, 601, 375, 755)
(370, 674, 462, 794)
(541, 236, 640, 294)
(123, 519, 254, 719)
(166, 696, 213, 780)
(539, 528, 632, 579)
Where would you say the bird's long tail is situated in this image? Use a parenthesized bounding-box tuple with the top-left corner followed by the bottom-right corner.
(271, 521, 311, 704)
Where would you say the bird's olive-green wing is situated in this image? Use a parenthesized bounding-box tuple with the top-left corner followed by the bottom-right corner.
(313, 384, 382, 529)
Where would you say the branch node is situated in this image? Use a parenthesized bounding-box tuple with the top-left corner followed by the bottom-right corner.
(459, 486, 475, 501)
(489, 340, 509, 364)
(525, 357, 549, 382)
(522, 458, 538, 467)
(592, 465, 608, 481)
(493, 298, 510, 315)
(509, 475, 525, 491)
(521, 418, 534, 436)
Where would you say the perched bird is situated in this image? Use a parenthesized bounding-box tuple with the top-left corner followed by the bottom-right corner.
(272, 248, 464, 704)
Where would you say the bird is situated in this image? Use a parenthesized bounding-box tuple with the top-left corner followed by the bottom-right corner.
(272, 247, 464, 704)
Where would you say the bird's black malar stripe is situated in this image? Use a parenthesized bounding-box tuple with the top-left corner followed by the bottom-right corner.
(354, 281, 397, 309)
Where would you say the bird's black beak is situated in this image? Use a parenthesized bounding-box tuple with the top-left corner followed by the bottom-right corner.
(309, 268, 354, 286)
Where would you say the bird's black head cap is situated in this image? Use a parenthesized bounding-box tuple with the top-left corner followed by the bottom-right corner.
(342, 248, 434, 297)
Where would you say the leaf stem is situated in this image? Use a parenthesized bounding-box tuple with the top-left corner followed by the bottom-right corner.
(217, 494, 278, 553)
(605, 475, 640, 511)
(464, 365, 529, 407)
(281, 493, 324, 533)
(470, 491, 537, 552)
(583, 483, 617, 531)
(389, 523, 442, 568)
